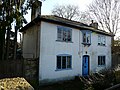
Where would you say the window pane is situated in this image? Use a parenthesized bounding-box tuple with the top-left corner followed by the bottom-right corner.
(98, 56, 100, 65)
(62, 56, 66, 69)
(100, 56, 102, 65)
(57, 56, 61, 69)
(57, 27, 62, 40)
(63, 30, 67, 41)
(103, 56, 105, 65)
(98, 36, 101, 45)
(103, 36, 106, 45)
(86, 33, 90, 43)
(67, 30, 71, 41)
(67, 56, 71, 68)
(83, 33, 86, 43)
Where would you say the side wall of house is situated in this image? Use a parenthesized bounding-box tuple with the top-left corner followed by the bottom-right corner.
(22, 24, 40, 58)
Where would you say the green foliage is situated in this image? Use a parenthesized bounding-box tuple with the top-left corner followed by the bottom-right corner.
(0, 0, 37, 29)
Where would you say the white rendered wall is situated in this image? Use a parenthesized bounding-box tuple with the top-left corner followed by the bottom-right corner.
(39, 21, 111, 83)
(79, 31, 111, 73)
(39, 21, 82, 83)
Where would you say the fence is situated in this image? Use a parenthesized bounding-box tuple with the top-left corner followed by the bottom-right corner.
(0, 59, 24, 79)
(0, 58, 39, 82)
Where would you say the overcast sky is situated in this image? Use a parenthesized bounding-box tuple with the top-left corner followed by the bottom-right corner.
(41, 0, 93, 15)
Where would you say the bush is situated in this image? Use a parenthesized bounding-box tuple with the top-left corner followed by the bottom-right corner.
(92, 68, 116, 89)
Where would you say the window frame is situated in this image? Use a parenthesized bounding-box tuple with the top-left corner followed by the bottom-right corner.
(82, 30, 92, 45)
(98, 55, 106, 66)
(98, 35, 106, 46)
(57, 26, 72, 42)
(56, 54, 72, 70)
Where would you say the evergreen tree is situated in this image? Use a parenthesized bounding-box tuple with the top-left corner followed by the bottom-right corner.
(0, 0, 38, 60)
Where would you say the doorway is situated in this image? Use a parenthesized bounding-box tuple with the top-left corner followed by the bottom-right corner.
(82, 55, 89, 76)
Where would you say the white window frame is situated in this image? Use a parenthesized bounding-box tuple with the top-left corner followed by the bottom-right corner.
(82, 31, 91, 44)
(57, 26, 72, 42)
(98, 56, 106, 66)
(98, 35, 106, 46)
(56, 54, 72, 70)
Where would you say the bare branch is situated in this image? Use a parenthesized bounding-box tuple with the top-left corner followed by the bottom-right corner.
(52, 4, 80, 20)
(88, 0, 120, 35)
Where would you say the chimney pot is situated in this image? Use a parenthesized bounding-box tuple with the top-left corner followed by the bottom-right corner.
(90, 20, 98, 29)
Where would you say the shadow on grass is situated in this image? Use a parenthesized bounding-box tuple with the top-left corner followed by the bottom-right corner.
(39, 80, 84, 90)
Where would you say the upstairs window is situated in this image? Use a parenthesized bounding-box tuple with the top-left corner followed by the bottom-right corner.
(98, 56, 106, 66)
(57, 55, 72, 70)
(82, 31, 91, 45)
(98, 35, 106, 46)
(57, 26, 72, 42)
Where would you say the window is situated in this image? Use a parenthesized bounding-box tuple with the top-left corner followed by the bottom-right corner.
(57, 26, 72, 42)
(82, 32, 91, 44)
(98, 56, 105, 66)
(98, 35, 106, 46)
(57, 55, 72, 70)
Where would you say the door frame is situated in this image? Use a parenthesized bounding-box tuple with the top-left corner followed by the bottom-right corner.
(82, 55, 90, 76)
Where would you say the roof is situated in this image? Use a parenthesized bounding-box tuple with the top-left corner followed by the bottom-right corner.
(20, 15, 113, 36)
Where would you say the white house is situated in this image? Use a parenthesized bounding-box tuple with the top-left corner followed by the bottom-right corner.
(20, 1, 112, 85)
(20, 15, 112, 84)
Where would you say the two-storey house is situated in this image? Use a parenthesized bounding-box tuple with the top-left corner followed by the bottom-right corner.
(20, 15, 112, 84)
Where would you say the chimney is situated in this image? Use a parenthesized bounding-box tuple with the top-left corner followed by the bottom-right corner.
(90, 20, 98, 29)
(31, 1, 42, 21)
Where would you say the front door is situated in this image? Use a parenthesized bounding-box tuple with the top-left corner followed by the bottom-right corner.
(82, 55, 89, 76)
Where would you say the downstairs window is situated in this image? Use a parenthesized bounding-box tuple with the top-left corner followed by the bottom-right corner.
(57, 55, 72, 70)
(98, 56, 106, 66)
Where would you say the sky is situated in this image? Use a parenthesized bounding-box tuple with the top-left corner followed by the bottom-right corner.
(24, 0, 93, 23)
(41, 0, 93, 15)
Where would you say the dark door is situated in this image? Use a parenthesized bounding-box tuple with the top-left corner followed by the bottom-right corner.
(82, 55, 89, 76)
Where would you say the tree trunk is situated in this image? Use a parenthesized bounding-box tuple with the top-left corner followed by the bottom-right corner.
(0, 29, 6, 60)
(2, 30, 6, 60)
(13, 26, 18, 60)
(6, 27, 11, 60)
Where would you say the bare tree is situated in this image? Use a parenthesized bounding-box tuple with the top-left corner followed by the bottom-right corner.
(78, 11, 93, 25)
(88, 0, 120, 35)
(52, 4, 80, 20)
